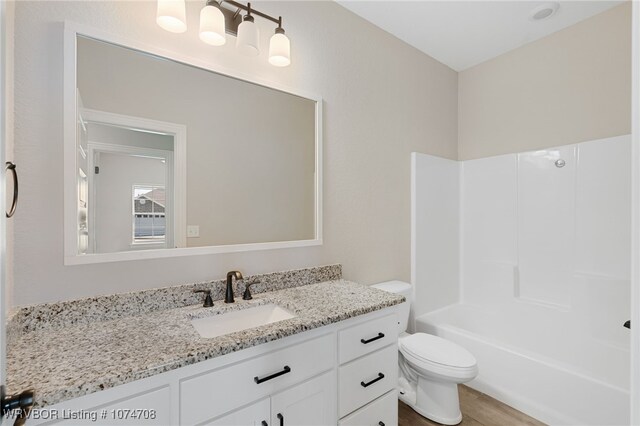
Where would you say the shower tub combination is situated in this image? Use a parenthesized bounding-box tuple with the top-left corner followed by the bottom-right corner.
(412, 135, 632, 425)
(416, 301, 629, 425)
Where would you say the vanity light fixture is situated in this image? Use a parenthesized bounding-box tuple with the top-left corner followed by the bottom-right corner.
(236, 4, 259, 56)
(199, 0, 226, 46)
(156, 0, 187, 33)
(157, 0, 291, 67)
(268, 18, 291, 67)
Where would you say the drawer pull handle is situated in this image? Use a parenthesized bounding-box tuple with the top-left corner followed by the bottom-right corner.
(379, 422, 385, 426)
(277, 413, 284, 426)
(361, 372, 385, 388)
(262, 422, 268, 426)
(254, 366, 291, 384)
(361, 333, 385, 344)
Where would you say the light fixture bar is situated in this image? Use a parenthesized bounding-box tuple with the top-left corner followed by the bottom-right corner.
(221, 0, 280, 25)
(158, 0, 291, 66)
(208, 1, 242, 37)
(208, 1, 284, 39)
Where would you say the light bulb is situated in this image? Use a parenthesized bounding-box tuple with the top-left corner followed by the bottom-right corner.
(200, 2, 226, 46)
(269, 28, 290, 67)
(156, 0, 187, 33)
(236, 14, 260, 56)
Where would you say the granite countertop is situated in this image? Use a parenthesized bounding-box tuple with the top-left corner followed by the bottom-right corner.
(7, 280, 403, 408)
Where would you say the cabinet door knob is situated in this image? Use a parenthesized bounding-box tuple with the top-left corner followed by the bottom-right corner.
(379, 422, 385, 426)
(261, 421, 268, 426)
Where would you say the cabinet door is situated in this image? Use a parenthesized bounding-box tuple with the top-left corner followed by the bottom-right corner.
(206, 398, 270, 426)
(339, 390, 398, 426)
(270, 372, 336, 426)
(180, 334, 334, 425)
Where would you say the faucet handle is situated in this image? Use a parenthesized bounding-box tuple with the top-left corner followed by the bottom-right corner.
(243, 281, 260, 300)
(193, 289, 214, 307)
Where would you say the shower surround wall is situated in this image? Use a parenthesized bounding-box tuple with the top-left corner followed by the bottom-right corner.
(461, 135, 630, 329)
(410, 153, 459, 323)
(411, 134, 631, 425)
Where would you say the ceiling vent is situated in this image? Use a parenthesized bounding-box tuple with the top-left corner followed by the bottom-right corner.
(530, 2, 560, 21)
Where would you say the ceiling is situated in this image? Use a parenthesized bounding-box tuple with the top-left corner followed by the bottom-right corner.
(337, 1, 624, 71)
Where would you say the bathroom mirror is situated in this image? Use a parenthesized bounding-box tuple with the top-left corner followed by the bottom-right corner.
(64, 25, 322, 264)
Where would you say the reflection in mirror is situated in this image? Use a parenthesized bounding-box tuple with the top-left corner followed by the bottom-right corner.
(74, 35, 319, 257)
(78, 119, 175, 254)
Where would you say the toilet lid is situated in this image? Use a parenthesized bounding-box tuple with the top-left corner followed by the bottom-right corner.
(400, 333, 476, 368)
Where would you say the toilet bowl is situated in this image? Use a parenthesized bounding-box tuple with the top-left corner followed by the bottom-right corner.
(372, 281, 478, 425)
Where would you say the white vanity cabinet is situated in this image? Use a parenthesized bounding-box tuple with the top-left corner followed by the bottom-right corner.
(187, 372, 336, 426)
(337, 313, 399, 426)
(28, 307, 398, 426)
(180, 334, 335, 424)
(207, 398, 270, 426)
(26, 385, 173, 425)
(269, 371, 335, 426)
(338, 391, 398, 426)
(207, 371, 334, 426)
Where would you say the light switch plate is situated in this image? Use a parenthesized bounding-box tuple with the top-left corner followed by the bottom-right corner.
(187, 225, 200, 238)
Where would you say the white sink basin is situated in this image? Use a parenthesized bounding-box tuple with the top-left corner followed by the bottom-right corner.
(191, 304, 297, 338)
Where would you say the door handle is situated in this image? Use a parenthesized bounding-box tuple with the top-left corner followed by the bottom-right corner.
(5, 162, 18, 218)
(624, 320, 630, 329)
(277, 413, 284, 426)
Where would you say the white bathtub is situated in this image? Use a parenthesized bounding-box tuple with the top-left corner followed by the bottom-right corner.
(416, 303, 630, 426)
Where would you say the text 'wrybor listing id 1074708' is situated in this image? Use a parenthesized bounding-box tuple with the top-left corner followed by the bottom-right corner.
(3, 408, 158, 423)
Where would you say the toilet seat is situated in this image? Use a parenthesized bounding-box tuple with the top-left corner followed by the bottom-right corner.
(401, 333, 476, 368)
(399, 333, 478, 381)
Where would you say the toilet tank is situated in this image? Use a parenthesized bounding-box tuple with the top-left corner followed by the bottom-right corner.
(371, 281, 412, 334)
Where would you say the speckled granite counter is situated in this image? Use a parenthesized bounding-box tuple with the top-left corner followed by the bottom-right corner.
(7, 279, 403, 408)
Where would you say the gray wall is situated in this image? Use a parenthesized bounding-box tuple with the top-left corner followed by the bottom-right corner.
(87, 123, 174, 152)
(94, 152, 167, 253)
(458, 3, 632, 160)
(10, 1, 458, 306)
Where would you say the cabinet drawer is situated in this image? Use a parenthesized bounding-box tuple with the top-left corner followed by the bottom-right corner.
(205, 398, 270, 426)
(339, 314, 397, 364)
(339, 390, 398, 426)
(181, 333, 334, 425)
(44, 387, 172, 425)
(338, 344, 397, 418)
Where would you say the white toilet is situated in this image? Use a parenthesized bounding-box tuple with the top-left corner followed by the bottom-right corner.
(372, 281, 478, 425)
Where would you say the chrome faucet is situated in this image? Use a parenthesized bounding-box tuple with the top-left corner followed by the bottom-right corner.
(225, 271, 243, 303)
